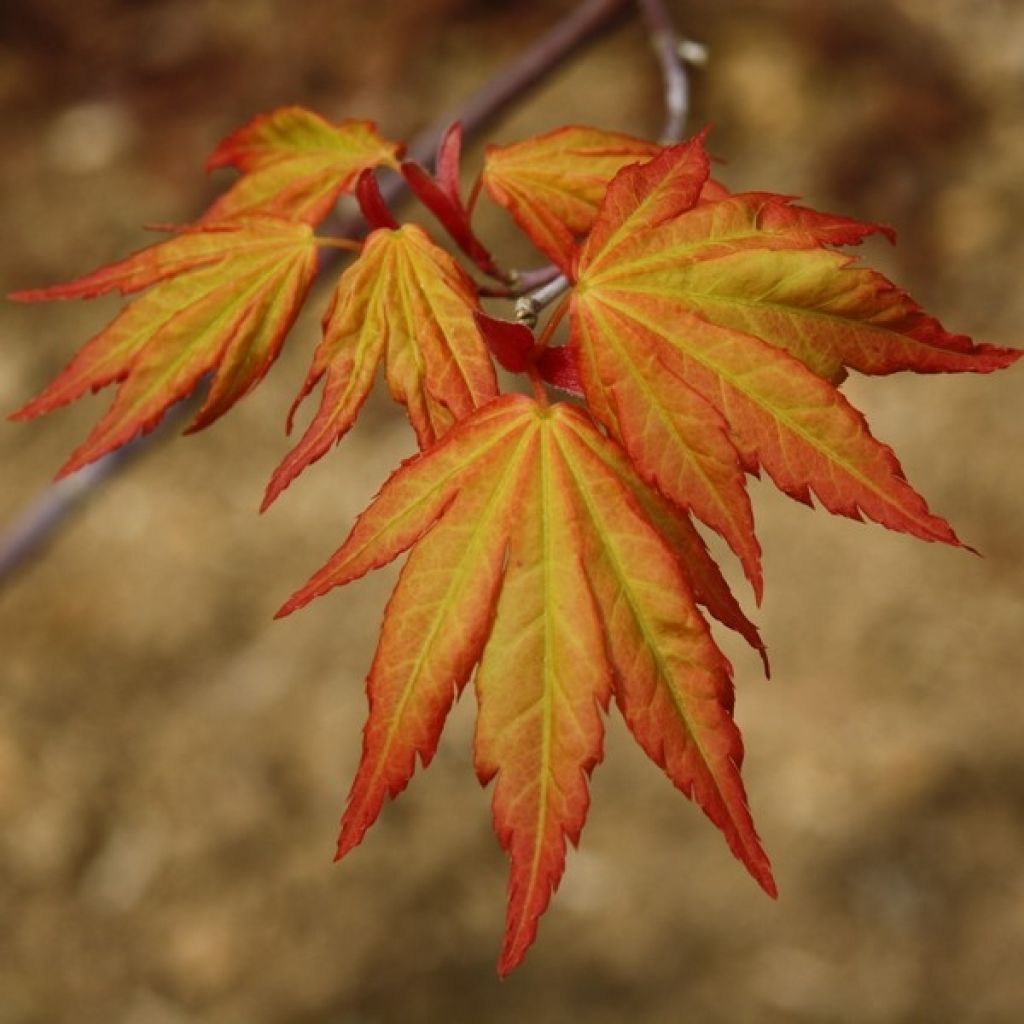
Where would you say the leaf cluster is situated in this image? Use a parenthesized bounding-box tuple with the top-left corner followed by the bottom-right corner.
(11, 106, 1019, 973)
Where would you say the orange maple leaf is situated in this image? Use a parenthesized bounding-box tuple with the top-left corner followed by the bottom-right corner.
(203, 106, 402, 224)
(10, 217, 319, 477)
(279, 395, 774, 974)
(570, 137, 1021, 596)
(482, 125, 661, 271)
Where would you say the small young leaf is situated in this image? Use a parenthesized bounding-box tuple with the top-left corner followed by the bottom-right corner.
(535, 345, 584, 396)
(265, 224, 497, 508)
(354, 168, 400, 231)
(473, 311, 534, 373)
(435, 121, 464, 206)
(482, 125, 660, 271)
(402, 123, 506, 280)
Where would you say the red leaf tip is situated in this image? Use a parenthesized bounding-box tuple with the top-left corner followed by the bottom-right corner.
(355, 169, 399, 231)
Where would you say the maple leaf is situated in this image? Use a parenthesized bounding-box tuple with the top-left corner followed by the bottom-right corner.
(279, 395, 774, 974)
(571, 137, 1022, 595)
(10, 218, 319, 477)
(203, 106, 402, 224)
(482, 125, 661, 271)
(264, 223, 498, 508)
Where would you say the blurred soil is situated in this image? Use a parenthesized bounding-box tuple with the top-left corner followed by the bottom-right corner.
(0, 1, 1022, 1021)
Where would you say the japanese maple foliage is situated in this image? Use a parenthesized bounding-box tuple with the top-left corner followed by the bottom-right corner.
(10, 107, 1020, 974)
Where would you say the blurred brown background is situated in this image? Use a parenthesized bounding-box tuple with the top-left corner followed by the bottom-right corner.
(1, 1, 1021, 1021)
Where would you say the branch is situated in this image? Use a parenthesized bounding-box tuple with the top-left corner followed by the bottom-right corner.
(636, 0, 690, 143)
(408, 0, 633, 166)
(0, 0, 631, 587)
(0, 419, 179, 581)
(512, 2, 699, 328)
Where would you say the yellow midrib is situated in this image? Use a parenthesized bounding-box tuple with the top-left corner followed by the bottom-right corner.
(508, 427, 559, 952)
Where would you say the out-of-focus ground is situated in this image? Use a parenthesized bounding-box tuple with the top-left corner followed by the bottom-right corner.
(1, 1, 1021, 1021)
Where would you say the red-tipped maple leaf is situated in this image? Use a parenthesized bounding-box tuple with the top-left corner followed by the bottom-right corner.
(280, 395, 774, 974)
(11, 217, 318, 477)
(571, 137, 1020, 596)
(204, 106, 401, 224)
(264, 223, 498, 508)
(482, 125, 660, 271)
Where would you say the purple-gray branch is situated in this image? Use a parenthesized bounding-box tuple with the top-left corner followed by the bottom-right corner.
(636, 0, 690, 143)
(0, 0, 697, 586)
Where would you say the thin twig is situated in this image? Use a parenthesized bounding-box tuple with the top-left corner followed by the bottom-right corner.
(635, 0, 690, 143)
(514, 265, 564, 292)
(532, 295, 571, 352)
(476, 263, 561, 299)
(515, 274, 571, 327)
(405, 0, 632, 167)
(0, 418, 180, 581)
(515, 1, 696, 329)
(0, 0, 631, 586)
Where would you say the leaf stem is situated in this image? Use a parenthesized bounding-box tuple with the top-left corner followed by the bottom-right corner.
(533, 295, 570, 353)
(527, 366, 550, 408)
(476, 264, 563, 299)
(515, 265, 564, 292)
(315, 236, 364, 253)
(465, 173, 484, 220)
